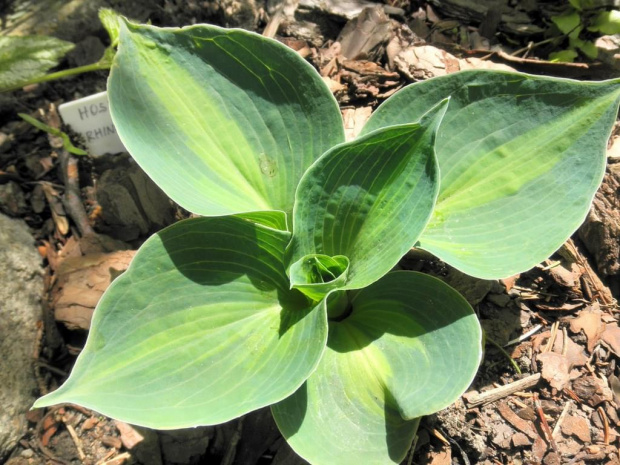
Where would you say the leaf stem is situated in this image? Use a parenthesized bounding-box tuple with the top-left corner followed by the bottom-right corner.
(486, 337, 522, 375)
(326, 291, 351, 321)
(3, 52, 113, 93)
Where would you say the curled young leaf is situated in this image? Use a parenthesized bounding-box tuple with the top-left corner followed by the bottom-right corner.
(364, 71, 620, 279)
(290, 101, 446, 290)
(289, 254, 349, 301)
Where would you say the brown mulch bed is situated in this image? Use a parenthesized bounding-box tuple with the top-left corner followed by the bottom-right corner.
(1, 1, 619, 464)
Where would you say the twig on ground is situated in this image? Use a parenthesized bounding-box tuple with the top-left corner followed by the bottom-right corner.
(429, 427, 450, 446)
(504, 324, 543, 347)
(98, 452, 131, 465)
(533, 393, 558, 452)
(543, 321, 560, 353)
(463, 373, 541, 407)
(552, 400, 572, 439)
(597, 406, 610, 445)
(35, 359, 67, 377)
(58, 148, 94, 236)
(63, 421, 85, 461)
(563, 388, 581, 402)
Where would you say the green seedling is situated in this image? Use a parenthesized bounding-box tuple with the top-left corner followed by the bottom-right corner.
(19, 113, 87, 155)
(550, 2, 620, 62)
(34, 19, 620, 464)
(0, 9, 121, 93)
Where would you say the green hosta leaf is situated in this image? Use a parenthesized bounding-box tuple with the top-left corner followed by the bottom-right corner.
(290, 101, 446, 290)
(235, 211, 288, 231)
(109, 21, 344, 219)
(363, 71, 620, 279)
(35, 217, 328, 428)
(0, 35, 74, 92)
(272, 271, 481, 465)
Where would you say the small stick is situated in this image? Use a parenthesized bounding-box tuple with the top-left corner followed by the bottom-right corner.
(563, 388, 581, 402)
(464, 373, 541, 407)
(510, 398, 528, 409)
(561, 327, 568, 356)
(513, 285, 558, 298)
(35, 359, 68, 377)
(97, 448, 116, 464)
(429, 427, 450, 446)
(504, 324, 543, 347)
(543, 321, 559, 353)
(597, 407, 610, 445)
(58, 148, 94, 236)
(98, 452, 131, 465)
(487, 337, 522, 374)
(64, 422, 85, 461)
(552, 400, 572, 439)
(533, 393, 558, 452)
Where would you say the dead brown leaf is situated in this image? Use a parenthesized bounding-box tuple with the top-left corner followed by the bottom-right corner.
(552, 331, 588, 367)
(500, 274, 519, 292)
(53, 251, 136, 330)
(548, 262, 578, 288)
(497, 402, 538, 439)
(531, 435, 548, 463)
(569, 305, 606, 352)
(537, 352, 571, 391)
(512, 432, 531, 447)
(573, 376, 614, 407)
(600, 323, 620, 356)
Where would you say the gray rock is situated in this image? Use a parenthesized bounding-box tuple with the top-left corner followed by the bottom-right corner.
(0, 214, 43, 460)
(96, 160, 174, 242)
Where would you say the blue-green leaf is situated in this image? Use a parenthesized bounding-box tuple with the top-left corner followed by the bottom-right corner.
(363, 70, 620, 278)
(35, 217, 327, 428)
(273, 271, 482, 465)
(108, 21, 344, 219)
(289, 101, 446, 290)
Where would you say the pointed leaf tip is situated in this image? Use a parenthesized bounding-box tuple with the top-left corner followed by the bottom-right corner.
(35, 217, 328, 428)
(364, 71, 620, 278)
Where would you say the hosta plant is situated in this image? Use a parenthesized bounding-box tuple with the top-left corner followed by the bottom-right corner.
(35, 19, 620, 464)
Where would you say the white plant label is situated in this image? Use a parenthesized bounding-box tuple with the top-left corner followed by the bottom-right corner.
(58, 91, 126, 156)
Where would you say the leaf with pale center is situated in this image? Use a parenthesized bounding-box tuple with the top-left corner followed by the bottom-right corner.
(363, 71, 620, 278)
(35, 217, 327, 428)
(289, 101, 446, 290)
(108, 21, 344, 220)
(0, 35, 74, 92)
(272, 271, 481, 465)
